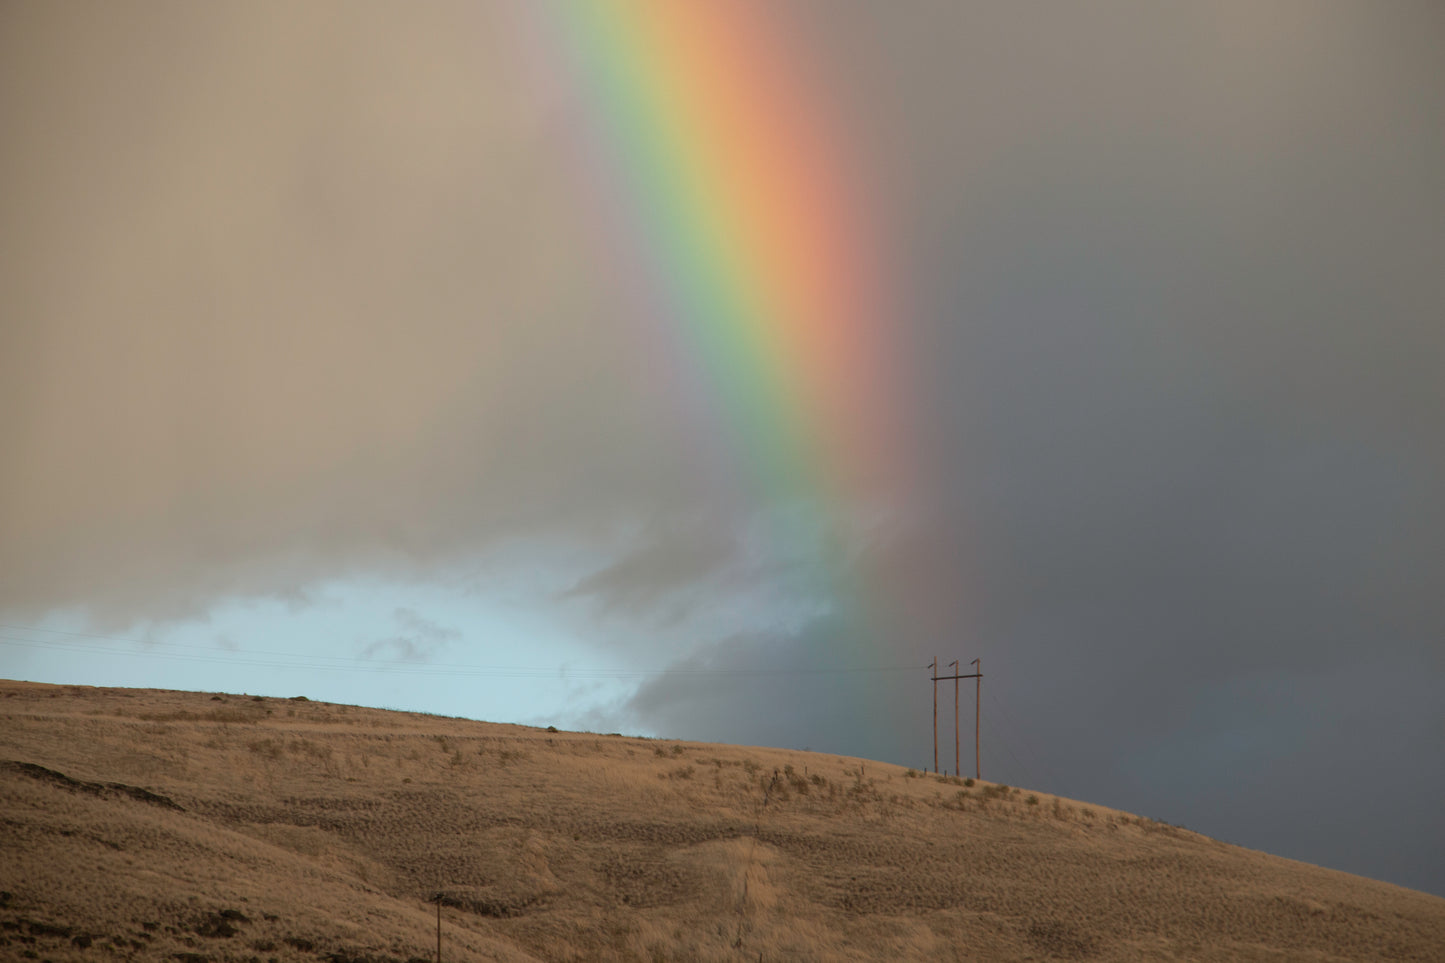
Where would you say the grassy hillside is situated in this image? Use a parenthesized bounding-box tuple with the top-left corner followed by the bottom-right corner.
(2, 679, 1441, 962)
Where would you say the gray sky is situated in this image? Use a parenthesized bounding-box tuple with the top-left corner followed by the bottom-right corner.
(2, 2, 1442, 896)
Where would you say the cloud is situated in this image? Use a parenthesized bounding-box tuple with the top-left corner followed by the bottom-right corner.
(611, 612, 923, 763)
(0, 1, 712, 626)
(360, 608, 461, 664)
(560, 523, 738, 621)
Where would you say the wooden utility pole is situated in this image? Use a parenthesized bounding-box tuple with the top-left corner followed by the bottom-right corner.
(930, 660, 983, 780)
(972, 658, 981, 780)
(949, 660, 960, 777)
(434, 894, 442, 963)
(930, 657, 938, 774)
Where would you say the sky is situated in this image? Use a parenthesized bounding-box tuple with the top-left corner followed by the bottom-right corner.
(2, 1, 1442, 897)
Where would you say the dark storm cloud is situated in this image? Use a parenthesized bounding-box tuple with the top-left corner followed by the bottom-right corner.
(615, 1, 1445, 895)
(620, 614, 923, 765)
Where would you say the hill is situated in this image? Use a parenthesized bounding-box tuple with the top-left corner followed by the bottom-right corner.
(1, 679, 1441, 961)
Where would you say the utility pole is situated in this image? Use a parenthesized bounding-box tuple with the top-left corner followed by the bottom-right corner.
(972, 658, 981, 780)
(930, 659, 983, 780)
(949, 660, 960, 777)
(930, 657, 938, 774)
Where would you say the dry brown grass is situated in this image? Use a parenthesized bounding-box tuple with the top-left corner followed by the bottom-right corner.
(2, 679, 1441, 962)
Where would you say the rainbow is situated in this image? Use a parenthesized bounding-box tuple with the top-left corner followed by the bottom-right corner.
(521, 1, 911, 615)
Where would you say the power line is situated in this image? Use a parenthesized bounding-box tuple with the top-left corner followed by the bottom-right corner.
(0, 624, 924, 681)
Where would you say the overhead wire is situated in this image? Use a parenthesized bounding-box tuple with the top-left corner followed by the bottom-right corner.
(0, 623, 925, 681)
(7, 623, 1057, 789)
